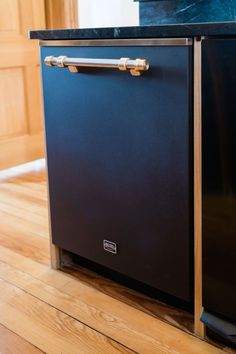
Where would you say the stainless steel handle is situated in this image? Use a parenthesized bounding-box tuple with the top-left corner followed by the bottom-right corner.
(44, 55, 149, 76)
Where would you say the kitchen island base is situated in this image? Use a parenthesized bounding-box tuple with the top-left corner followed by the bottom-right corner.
(30, 23, 236, 349)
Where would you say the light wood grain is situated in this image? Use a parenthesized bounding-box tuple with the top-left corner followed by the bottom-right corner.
(0, 0, 46, 169)
(0, 224, 50, 265)
(64, 261, 194, 334)
(0, 209, 48, 238)
(45, 0, 78, 29)
(0, 181, 47, 201)
(0, 132, 45, 171)
(0, 279, 133, 354)
(0, 324, 43, 354)
(0, 183, 47, 217)
(0, 0, 19, 33)
(0, 68, 27, 138)
(194, 38, 205, 338)
(0, 199, 48, 228)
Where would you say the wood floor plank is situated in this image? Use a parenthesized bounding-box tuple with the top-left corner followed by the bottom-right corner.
(0, 253, 225, 354)
(0, 182, 47, 202)
(0, 190, 46, 217)
(63, 263, 194, 333)
(0, 184, 47, 207)
(0, 209, 48, 238)
(1, 171, 47, 183)
(0, 279, 134, 354)
(0, 231, 49, 265)
(0, 199, 48, 229)
(0, 324, 44, 354)
(0, 173, 46, 185)
(4, 178, 47, 193)
(0, 245, 69, 286)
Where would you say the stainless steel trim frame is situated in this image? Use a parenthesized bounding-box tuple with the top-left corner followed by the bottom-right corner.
(39, 38, 192, 47)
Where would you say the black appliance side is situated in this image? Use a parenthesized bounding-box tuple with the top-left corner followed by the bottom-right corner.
(202, 38, 236, 344)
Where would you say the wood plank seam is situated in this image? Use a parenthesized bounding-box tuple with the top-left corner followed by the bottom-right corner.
(0, 262, 138, 354)
(0, 323, 46, 354)
(0, 257, 226, 354)
(0, 278, 135, 354)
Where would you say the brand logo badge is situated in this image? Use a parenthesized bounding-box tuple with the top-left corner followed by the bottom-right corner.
(103, 240, 117, 254)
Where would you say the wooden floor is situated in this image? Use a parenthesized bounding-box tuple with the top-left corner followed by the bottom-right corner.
(0, 160, 234, 354)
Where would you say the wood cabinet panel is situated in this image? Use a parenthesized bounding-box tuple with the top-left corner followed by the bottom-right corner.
(45, 0, 78, 29)
(0, 0, 46, 169)
(0, 67, 27, 138)
(0, 0, 20, 34)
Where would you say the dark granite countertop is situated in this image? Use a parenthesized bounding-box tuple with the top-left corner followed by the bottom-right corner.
(29, 22, 236, 41)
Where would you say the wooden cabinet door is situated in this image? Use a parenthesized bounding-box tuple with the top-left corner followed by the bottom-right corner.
(0, 0, 46, 169)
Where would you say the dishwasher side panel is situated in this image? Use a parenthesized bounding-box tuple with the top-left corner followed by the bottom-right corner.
(202, 38, 236, 323)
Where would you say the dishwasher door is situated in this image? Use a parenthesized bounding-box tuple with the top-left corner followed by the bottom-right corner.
(41, 39, 193, 303)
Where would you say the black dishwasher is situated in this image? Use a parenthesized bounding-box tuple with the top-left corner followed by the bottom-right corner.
(201, 38, 236, 346)
(41, 39, 193, 305)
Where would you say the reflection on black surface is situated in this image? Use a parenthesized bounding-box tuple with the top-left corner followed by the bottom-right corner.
(202, 39, 236, 324)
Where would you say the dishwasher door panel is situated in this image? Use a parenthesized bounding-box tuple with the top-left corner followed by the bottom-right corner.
(41, 44, 193, 302)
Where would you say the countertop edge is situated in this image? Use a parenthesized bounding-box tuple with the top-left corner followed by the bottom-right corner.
(29, 22, 236, 41)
